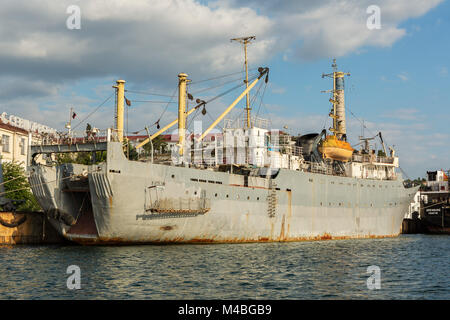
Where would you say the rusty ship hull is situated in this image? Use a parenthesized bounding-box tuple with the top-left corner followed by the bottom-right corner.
(28, 142, 418, 244)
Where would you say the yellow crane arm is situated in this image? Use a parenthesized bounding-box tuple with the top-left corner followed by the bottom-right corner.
(135, 100, 205, 149)
(197, 67, 268, 142)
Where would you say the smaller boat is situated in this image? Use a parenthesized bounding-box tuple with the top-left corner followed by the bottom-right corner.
(318, 135, 353, 162)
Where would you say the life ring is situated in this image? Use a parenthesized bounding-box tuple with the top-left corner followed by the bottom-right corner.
(0, 215, 27, 228)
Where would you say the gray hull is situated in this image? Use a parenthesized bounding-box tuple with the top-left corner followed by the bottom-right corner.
(29, 142, 418, 244)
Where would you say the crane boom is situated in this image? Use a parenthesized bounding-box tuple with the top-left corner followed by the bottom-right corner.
(135, 100, 205, 150)
(197, 67, 268, 142)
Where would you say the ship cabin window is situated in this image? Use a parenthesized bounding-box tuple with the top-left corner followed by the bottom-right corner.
(215, 193, 218, 197)
(247, 196, 250, 200)
(226, 194, 229, 198)
(257, 197, 260, 201)
(171, 174, 175, 178)
(427, 171, 437, 181)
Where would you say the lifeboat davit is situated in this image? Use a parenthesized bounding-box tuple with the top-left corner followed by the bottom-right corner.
(318, 135, 354, 162)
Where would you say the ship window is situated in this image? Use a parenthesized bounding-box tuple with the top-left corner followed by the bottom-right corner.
(194, 191, 197, 195)
(309, 179, 313, 182)
(215, 193, 218, 197)
(247, 196, 250, 200)
(190, 178, 198, 182)
(171, 174, 175, 178)
(320, 202, 322, 206)
(226, 194, 229, 198)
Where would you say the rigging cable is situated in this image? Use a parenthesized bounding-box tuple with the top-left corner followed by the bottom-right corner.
(191, 72, 258, 95)
(124, 90, 173, 97)
(189, 68, 258, 85)
(71, 93, 114, 131)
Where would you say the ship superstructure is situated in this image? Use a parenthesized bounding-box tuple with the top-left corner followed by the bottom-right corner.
(27, 40, 418, 244)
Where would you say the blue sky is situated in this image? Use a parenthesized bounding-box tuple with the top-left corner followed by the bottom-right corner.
(0, 0, 448, 178)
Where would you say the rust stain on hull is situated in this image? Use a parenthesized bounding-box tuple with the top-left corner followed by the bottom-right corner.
(67, 233, 400, 245)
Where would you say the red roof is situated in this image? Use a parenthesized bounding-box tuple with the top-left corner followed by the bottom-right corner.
(0, 119, 29, 135)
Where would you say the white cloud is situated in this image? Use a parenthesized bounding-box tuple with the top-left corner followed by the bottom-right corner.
(397, 72, 409, 81)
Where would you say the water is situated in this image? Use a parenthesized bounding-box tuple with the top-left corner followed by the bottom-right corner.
(0, 234, 448, 299)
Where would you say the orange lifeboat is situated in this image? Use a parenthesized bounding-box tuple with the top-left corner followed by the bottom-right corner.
(318, 135, 354, 162)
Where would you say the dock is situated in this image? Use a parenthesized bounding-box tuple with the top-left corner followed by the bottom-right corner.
(0, 212, 66, 245)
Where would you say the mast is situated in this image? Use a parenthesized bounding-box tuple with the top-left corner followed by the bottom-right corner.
(322, 59, 350, 140)
(113, 80, 125, 143)
(177, 73, 189, 156)
(231, 36, 255, 129)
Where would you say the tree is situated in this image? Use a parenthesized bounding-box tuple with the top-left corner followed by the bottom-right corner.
(142, 135, 168, 156)
(1, 161, 41, 212)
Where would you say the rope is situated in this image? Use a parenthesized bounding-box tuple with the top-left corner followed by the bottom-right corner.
(125, 90, 173, 97)
(0, 175, 24, 187)
(128, 100, 176, 104)
(189, 68, 257, 85)
(0, 170, 100, 197)
(421, 199, 450, 210)
(254, 81, 267, 120)
(72, 94, 114, 131)
(191, 73, 258, 95)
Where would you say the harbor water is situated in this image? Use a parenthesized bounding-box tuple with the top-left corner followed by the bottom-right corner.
(0, 234, 448, 299)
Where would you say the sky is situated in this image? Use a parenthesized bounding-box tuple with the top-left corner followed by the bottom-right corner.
(0, 0, 448, 178)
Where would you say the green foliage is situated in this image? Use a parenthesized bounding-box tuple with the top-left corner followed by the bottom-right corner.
(127, 144, 139, 160)
(142, 135, 168, 156)
(377, 150, 386, 157)
(1, 161, 41, 212)
(55, 152, 106, 165)
(404, 177, 426, 189)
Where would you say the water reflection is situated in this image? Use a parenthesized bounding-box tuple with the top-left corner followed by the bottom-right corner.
(0, 235, 448, 299)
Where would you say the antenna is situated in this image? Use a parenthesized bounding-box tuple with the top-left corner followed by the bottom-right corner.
(231, 36, 255, 129)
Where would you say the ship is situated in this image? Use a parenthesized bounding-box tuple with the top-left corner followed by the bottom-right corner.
(419, 170, 449, 234)
(27, 38, 418, 244)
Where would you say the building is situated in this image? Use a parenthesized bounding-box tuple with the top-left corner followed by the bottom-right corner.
(0, 113, 58, 168)
(0, 119, 30, 166)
